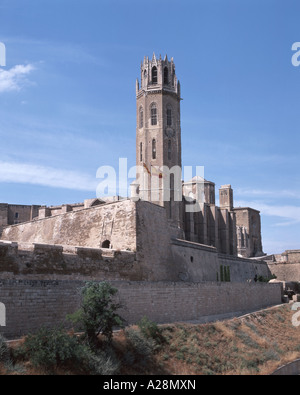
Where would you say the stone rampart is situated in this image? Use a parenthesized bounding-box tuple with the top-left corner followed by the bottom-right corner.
(0, 279, 282, 339)
(0, 199, 137, 251)
(0, 242, 139, 281)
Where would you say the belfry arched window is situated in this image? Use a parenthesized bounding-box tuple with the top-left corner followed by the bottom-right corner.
(152, 66, 158, 84)
(139, 107, 144, 128)
(164, 67, 169, 85)
(140, 142, 143, 162)
(152, 139, 156, 160)
(151, 103, 157, 126)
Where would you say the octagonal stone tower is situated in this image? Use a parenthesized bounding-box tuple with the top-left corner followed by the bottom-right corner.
(134, 53, 183, 227)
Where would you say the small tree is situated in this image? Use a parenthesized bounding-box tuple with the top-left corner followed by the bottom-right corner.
(69, 282, 125, 344)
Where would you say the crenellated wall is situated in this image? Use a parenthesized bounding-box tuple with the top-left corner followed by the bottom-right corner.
(0, 242, 140, 281)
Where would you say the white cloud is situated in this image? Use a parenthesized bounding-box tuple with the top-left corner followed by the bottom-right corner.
(235, 188, 300, 199)
(0, 161, 97, 192)
(0, 64, 35, 93)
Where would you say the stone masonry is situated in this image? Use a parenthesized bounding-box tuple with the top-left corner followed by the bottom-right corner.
(0, 54, 282, 339)
(0, 279, 282, 339)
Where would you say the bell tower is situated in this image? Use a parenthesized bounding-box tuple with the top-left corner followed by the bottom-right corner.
(134, 53, 182, 226)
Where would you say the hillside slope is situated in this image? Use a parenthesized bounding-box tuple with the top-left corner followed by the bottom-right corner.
(1, 303, 299, 375)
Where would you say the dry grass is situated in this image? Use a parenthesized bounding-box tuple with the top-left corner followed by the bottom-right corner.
(153, 304, 300, 375)
(0, 303, 299, 375)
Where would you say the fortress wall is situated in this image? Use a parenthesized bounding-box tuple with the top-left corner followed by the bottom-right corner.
(0, 204, 8, 228)
(0, 199, 137, 251)
(170, 240, 272, 282)
(0, 198, 273, 284)
(267, 263, 300, 282)
(0, 280, 82, 339)
(0, 242, 141, 281)
(0, 239, 273, 284)
(0, 280, 282, 339)
(171, 239, 219, 281)
(266, 250, 300, 281)
(0, 200, 275, 284)
(218, 254, 272, 282)
(135, 201, 271, 283)
(285, 250, 300, 264)
(135, 201, 176, 281)
(116, 281, 282, 325)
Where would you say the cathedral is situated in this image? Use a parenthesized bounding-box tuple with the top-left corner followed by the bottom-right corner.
(0, 54, 264, 259)
(131, 53, 264, 258)
(0, 54, 285, 341)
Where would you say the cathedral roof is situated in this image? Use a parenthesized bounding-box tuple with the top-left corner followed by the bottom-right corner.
(184, 176, 215, 185)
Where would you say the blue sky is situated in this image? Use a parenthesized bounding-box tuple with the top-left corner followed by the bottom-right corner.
(0, 0, 299, 254)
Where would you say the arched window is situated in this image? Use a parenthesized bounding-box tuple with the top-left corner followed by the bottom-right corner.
(152, 139, 156, 160)
(164, 67, 169, 85)
(167, 107, 172, 126)
(172, 67, 175, 86)
(152, 66, 157, 84)
(140, 142, 143, 162)
(144, 69, 147, 82)
(151, 104, 157, 126)
(139, 107, 143, 128)
(168, 140, 172, 160)
(241, 232, 245, 248)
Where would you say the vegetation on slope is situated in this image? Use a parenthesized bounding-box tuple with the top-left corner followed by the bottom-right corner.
(0, 283, 299, 375)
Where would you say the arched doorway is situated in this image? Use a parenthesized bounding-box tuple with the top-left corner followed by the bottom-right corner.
(101, 240, 111, 249)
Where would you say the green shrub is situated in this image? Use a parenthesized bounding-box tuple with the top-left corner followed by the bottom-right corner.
(125, 328, 154, 360)
(18, 326, 119, 375)
(175, 351, 185, 361)
(202, 368, 215, 375)
(68, 281, 125, 344)
(240, 357, 260, 372)
(137, 316, 165, 348)
(244, 320, 259, 334)
(263, 349, 280, 362)
(81, 345, 119, 375)
(19, 326, 82, 370)
(138, 316, 159, 339)
(236, 330, 260, 349)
